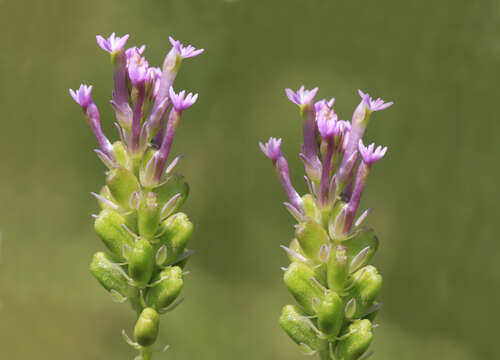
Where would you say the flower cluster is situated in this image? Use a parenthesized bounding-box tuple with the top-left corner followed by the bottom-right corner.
(260, 87, 392, 360)
(70, 33, 203, 360)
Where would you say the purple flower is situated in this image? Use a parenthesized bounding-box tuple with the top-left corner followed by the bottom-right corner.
(260, 137, 302, 212)
(169, 36, 204, 58)
(126, 45, 146, 61)
(128, 49, 149, 86)
(259, 137, 282, 163)
(146, 67, 162, 98)
(69, 84, 93, 109)
(358, 140, 387, 165)
(169, 87, 198, 112)
(315, 98, 335, 113)
(317, 116, 337, 140)
(96, 32, 130, 53)
(358, 90, 393, 112)
(285, 86, 319, 106)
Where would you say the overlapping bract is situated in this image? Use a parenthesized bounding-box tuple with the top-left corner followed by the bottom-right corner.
(261, 86, 392, 360)
(71, 33, 202, 360)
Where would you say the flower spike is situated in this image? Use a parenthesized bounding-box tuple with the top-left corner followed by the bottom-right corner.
(96, 32, 130, 53)
(261, 85, 391, 360)
(169, 36, 204, 58)
(71, 33, 201, 360)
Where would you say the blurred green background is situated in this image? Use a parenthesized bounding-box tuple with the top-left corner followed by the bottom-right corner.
(1, 0, 498, 359)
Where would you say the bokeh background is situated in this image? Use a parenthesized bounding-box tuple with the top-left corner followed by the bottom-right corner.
(1, 0, 498, 359)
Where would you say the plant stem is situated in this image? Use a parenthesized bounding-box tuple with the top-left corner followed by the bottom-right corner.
(318, 338, 331, 360)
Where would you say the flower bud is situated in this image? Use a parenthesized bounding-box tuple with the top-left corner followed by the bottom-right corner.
(157, 213, 193, 265)
(295, 220, 329, 261)
(138, 192, 161, 240)
(134, 307, 160, 347)
(343, 228, 379, 272)
(106, 167, 140, 208)
(112, 141, 128, 167)
(89, 252, 129, 297)
(284, 262, 325, 315)
(336, 319, 373, 360)
(147, 266, 184, 311)
(94, 209, 135, 261)
(327, 245, 349, 293)
(279, 305, 319, 351)
(128, 238, 155, 287)
(317, 291, 344, 339)
(154, 174, 189, 209)
(347, 265, 382, 317)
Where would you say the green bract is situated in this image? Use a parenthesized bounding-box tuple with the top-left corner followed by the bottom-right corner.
(135, 307, 160, 347)
(280, 305, 319, 352)
(128, 238, 155, 287)
(147, 266, 184, 311)
(90, 252, 129, 297)
(94, 209, 135, 262)
(157, 213, 193, 265)
(284, 262, 325, 315)
(336, 319, 373, 360)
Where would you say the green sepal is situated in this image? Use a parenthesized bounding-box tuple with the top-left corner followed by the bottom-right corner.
(134, 307, 160, 347)
(295, 220, 329, 261)
(280, 305, 319, 351)
(329, 201, 348, 240)
(317, 291, 344, 340)
(336, 319, 373, 360)
(313, 263, 328, 287)
(153, 174, 189, 209)
(157, 213, 193, 265)
(347, 265, 382, 317)
(106, 167, 140, 208)
(112, 141, 128, 168)
(302, 194, 320, 222)
(284, 262, 325, 315)
(342, 228, 379, 271)
(138, 192, 160, 240)
(128, 238, 155, 288)
(327, 245, 349, 293)
(89, 252, 129, 297)
(94, 209, 135, 262)
(175, 249, 191, 269)
(147, 266, 184, 311)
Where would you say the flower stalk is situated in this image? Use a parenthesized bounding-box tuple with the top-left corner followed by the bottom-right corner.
(262, 86, 392, 360)
(71, 32, 203, 359)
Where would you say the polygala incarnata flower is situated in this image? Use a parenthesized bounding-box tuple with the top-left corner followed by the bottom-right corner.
(70, 32, 203, 360)
(96, 32, 130, 53)
(261, 86, 392, 360)
(169, 36, 204, 58)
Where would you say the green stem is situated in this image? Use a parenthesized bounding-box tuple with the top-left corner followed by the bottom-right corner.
(318, 338, 331, 360)
(140, 347, 153, 360)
